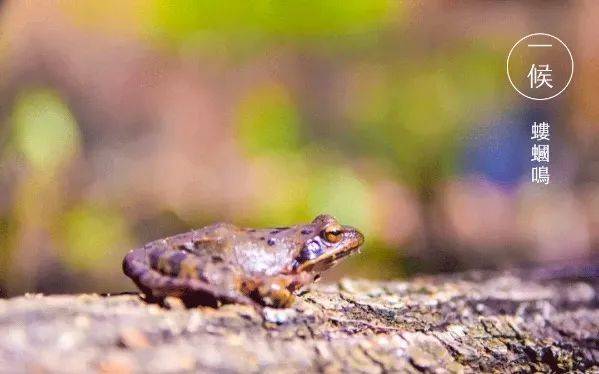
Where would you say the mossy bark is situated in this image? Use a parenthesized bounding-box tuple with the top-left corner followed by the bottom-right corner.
(0, 270, 597, 372)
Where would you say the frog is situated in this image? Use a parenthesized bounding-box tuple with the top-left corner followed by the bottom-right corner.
(123, 214, 364, 308)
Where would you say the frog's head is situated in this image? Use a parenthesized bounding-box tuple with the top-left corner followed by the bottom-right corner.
(291, 214, 364, 274)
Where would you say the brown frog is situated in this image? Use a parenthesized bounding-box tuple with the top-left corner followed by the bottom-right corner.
(123, 214, 364, 308)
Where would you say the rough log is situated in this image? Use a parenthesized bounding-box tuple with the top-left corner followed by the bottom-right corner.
(0, 270, 597, 373)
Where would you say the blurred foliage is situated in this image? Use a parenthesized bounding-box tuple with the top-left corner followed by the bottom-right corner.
(235, 83, 373, 235)
(306, 162, 373, 234)
(51, 0, 400, 61)
(236, 84, 302, 156)
(2, 89, 133, 288)
(60, 204, 132, 272)
(148, 0, 398, 42)
(11, 90, 80, 172)
(352, 44, 505, 190)
(246, 152, 374, 234)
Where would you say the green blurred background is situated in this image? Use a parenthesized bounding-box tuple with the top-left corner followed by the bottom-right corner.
(0, 1, 597, 296)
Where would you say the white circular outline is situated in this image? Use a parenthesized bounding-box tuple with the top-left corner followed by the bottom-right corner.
(506, 32, 574, 101)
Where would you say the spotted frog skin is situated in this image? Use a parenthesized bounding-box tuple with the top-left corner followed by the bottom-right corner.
(123, 214, 364, 308)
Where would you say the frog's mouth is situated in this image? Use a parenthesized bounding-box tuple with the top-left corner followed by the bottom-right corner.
(303, 246, 361, 273)
(293, 227, 364, 273)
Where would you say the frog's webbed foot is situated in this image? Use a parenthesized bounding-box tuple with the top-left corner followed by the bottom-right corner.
(244, 273, 314, 308)
(257, 281, 295, 308)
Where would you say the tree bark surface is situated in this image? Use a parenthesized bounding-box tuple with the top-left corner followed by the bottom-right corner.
(0, 270, 597, 373)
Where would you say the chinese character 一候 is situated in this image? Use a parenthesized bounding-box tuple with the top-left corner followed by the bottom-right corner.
(531, 121, 550, 141)
(527, 64, 553, 89)
(531, 144, 550, 162)
(531, 166, 550, 184)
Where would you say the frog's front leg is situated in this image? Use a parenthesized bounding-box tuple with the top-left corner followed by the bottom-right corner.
(244, 273, 313, 308)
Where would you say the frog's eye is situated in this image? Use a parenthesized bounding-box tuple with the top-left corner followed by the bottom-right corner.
(323, 224, 343, 243)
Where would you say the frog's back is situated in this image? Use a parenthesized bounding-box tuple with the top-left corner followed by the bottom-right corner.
(230, 225, 313, 276)
(122, 223, 251, 305)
